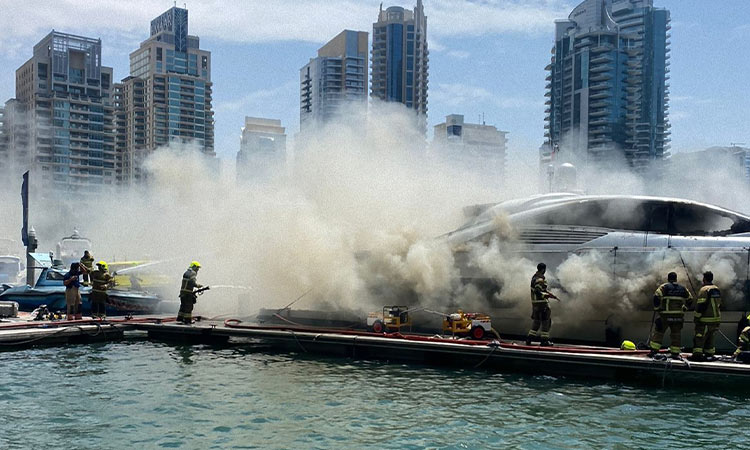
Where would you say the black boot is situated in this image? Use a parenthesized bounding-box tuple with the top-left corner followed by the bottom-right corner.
(540, 340, 554, 347)
(525, 337, 532, 346)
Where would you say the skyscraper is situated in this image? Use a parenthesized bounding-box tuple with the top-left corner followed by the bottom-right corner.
(117, 6, 214, 183)
(0, 103, 6, 175)
(236, 117, 286, 180)
(371, 0, 429, 132)
(300, 30, 368, 132)
(433, 114, 507, 182)
(10, 31, 116, 191)
(543, 0, 670, 172)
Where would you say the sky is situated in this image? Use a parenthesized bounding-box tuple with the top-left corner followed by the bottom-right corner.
(0, 0, 748, 165)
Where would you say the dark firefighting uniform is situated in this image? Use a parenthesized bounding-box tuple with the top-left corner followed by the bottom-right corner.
(80, 254, 94, 284)
(527, 272, 553, 344)
(692, 284, 722, 358)
(90, 269, 113, 318)
(648, 281, 692, 356)
(177, 268, 201, 323)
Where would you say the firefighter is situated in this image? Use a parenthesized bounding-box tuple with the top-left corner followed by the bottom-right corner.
(690, 271, 722, 362)
(80, 250, 94, 285)
(177, 261, 203, 325)
(90, 261, 113, 319)
(732, 315, 750, 362)
(647, 272, 693, 359)
(526, 262, 559, 346)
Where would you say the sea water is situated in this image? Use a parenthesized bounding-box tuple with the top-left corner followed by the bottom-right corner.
(0, 341, 747, 449)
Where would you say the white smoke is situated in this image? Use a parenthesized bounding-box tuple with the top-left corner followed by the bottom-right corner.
(1, 100, 749, 332)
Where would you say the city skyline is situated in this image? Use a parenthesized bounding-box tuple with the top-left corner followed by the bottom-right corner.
(543, 0, 671, 172)
(0, 0, 748, 169)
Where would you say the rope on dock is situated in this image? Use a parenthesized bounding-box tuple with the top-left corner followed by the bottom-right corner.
(717, 328, 737, 348)
(473, 341, 501, 368)
(289, 330, 307, 353)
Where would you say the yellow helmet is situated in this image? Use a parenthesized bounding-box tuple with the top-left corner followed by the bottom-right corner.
(97, 261, 109, 271)
(190, 261, 201, 270)
(620, 340, 636, 351)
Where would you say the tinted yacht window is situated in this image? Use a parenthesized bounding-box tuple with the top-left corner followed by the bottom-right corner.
(530, 199, 649, 231)
(671, 205, 735, 236)
(648, 204, 670, 233)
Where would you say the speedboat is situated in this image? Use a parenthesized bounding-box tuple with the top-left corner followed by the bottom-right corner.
(0, 253, 163, 315)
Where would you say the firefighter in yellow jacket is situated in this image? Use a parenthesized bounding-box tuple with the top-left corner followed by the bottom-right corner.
(647, 272, 693, 359)
(733, 315, 750, 362)
(178, 261, 203, 324)
(80, 250, 94, 285)
(690, 271, 722, 362)
(90, 261, 113, 319)
(526, 263, 559, 346)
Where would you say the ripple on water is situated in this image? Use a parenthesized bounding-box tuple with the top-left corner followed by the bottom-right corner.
(0, 342, 748, 449)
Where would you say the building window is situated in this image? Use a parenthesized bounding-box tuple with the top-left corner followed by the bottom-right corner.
(447, 125, 462, 137)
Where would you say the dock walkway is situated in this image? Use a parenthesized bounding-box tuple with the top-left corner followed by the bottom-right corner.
(3, 317, 749, 390)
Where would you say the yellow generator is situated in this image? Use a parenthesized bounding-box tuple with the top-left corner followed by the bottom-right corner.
(366, 306, 413, 333)
(442, 310, 492, 340)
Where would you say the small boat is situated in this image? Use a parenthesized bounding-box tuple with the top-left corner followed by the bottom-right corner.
(0, 239, 24, 286)
(0, 253, 163, 315)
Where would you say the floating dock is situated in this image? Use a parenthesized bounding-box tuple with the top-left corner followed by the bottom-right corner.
(3, 316, 749, 390)
(135, 319, 750, 390)
(0, 316, 174, 348)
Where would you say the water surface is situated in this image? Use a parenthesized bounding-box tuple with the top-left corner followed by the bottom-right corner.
(0, 341, 745, 449)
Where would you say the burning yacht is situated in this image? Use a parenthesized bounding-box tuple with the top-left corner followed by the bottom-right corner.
(440, 194, 750, 347)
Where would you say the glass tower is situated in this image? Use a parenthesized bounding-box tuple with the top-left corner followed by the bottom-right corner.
(543, 0, 670, 173)
(371, 0, 429, 133)
(11, 31, 115, 191)
(117, 6, 214, 183)
(299, 30, 368, 132)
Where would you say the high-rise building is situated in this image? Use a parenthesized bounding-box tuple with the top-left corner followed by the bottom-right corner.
(371, 0, 429, 132)
(117, 6, 214, 183)
(0, 103, 6, 175)
(9, 31, 116, 191)
(236, 117, 286, 180)
(543, 0, 670, 172)
(433, 114, 507, 180)
(300, 30, 368, 132)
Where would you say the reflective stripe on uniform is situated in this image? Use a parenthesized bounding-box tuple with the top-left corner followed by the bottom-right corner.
(660, 296, 687, 314)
